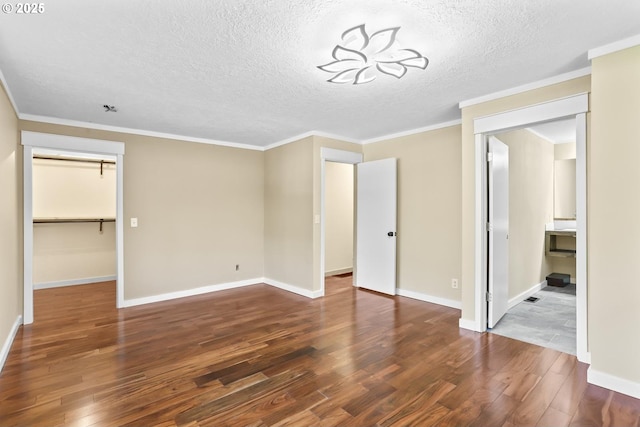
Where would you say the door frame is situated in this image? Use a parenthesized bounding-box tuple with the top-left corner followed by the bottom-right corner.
(471, 93, 590, 363)
(22, 131, 125, 324)
(319, 147, 363, 296)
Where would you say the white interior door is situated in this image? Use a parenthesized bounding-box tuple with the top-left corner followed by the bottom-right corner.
(488, 137, 509, 328)
(356, 158, 397, 295)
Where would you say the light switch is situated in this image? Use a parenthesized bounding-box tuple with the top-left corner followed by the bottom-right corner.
(130, 218, 138, 228)
(314, 214, 320, 224)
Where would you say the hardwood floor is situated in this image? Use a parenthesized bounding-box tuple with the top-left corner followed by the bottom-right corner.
(1, 275, 639, 426)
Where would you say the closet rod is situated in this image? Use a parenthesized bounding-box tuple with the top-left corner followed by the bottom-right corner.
(33, 155, 115, 176)
(33, 155, 116, 165)
(33, 218, 115, 233)
(33, 218, 116, 223)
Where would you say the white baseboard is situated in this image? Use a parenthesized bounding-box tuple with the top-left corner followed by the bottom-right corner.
(122, 278, 262, 308)
(396, 288, 461, 309)
(508, 280, 547, 310)
(459, 318, 482, 332)
(588, 367, 640, 399)
(264, 278, 323, 299)
(34, 275, 117, 290)
(1, 315, 23, 373)
(324, 268, 353, 277)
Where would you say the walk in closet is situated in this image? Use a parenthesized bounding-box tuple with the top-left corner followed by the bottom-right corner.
(32, 152, 116, 290)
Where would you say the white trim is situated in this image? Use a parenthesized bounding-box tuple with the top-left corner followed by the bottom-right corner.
(19, 113, 263, 152)
(472, 133, 488, 332)
(0, 315, 22, 373)
(325, 268, 353, 277)
(459, 318, 482, 332)
(115, 153, 124, 308)
(473, 94, 589, 135)
(319, 148, 362, 298)
(23, 145, 34, 324)
(320, 147, 363, 163)
(21, 132, 125, 324)
(459, 67, 591, 109)
(34, 275, 117, 290)
(122, 278, 263, 308)
(22, 131, 125, 155)
(361, 119, 462, 144)
(0, 68, 20, 116)
(396, 288, 461, 310)
(470, 94, 590, 363)
(264, 131, 362, 151)
(508, 280, 547, 310)
(264, 278, 323, 299)
(588, 34, 640, 60)
(587, 368, 640, 399)
(575, 113, 588, 362)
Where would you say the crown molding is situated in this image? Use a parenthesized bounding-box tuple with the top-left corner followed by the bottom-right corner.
(361, 119, 462, 144)
(263, 130, 362, 151)
(459, 67, 592, 109)
(0, 69, 20, 117)
(589, 34, 640, 60)
(19, 113, 264, 151)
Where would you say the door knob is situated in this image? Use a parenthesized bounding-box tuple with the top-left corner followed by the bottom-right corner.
(387, 231, 396, 237)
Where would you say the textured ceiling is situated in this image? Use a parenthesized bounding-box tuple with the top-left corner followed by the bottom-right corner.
(1, 0, 639, 148)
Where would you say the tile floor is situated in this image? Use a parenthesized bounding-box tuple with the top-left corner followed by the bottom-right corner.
(489, 284, 576, 355)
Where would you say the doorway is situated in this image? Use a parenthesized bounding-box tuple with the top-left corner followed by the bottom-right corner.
(319, 148, 362, 296)
(324, 161, 355, 294)
(319, 147, 398, 297)
(471, 93, 589, 363)
(22, 132, 125, 324)
(486, 119, 579, 355)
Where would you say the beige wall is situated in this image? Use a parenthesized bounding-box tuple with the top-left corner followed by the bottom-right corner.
(20, 121, 265, 300)
(589, 45, 640, 384)
(555, 141, 576, 160)
(0, 82, 22, 354)
(33, 158, 116, 218)
(493, 129, 554, 298)
(324, 161, 353, 275)
(264, 138, 314, 290)
(33, 159, 116, 285)
(33, 223, 116, 285)
(364, 126, 462, 302)
(460, 75, 591, 323)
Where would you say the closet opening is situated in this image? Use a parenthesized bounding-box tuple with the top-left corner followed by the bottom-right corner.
(22, 131, 125, 325)
(31, 149, 117, 321)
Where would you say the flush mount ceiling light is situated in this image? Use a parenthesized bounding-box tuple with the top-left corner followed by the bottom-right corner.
(317, 24, 429, 85)
(103, 104, 117, 112)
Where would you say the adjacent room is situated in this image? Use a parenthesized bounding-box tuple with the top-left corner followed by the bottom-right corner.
(486, 118, 579, 356)
(1, 1, 640, 425)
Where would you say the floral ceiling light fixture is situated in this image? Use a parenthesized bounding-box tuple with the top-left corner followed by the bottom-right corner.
(317, 24, 429, 85)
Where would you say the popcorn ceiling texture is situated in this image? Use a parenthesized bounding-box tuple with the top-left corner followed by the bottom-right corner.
(0, 0, 639, 147)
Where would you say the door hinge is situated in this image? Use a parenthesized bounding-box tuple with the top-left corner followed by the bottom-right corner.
(487, 152, 493, 162)
(486, 222, 493, 232)
(486, 291, 493, 302)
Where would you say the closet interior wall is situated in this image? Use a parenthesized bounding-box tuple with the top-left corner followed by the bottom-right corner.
(32, 156, 116, 289)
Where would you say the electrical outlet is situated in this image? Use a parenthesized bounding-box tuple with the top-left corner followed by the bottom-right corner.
(235, 264, 239, 271)
(451, 278, 459, 289)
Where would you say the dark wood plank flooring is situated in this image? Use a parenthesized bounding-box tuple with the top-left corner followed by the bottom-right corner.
(1, 275, 639, 426)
